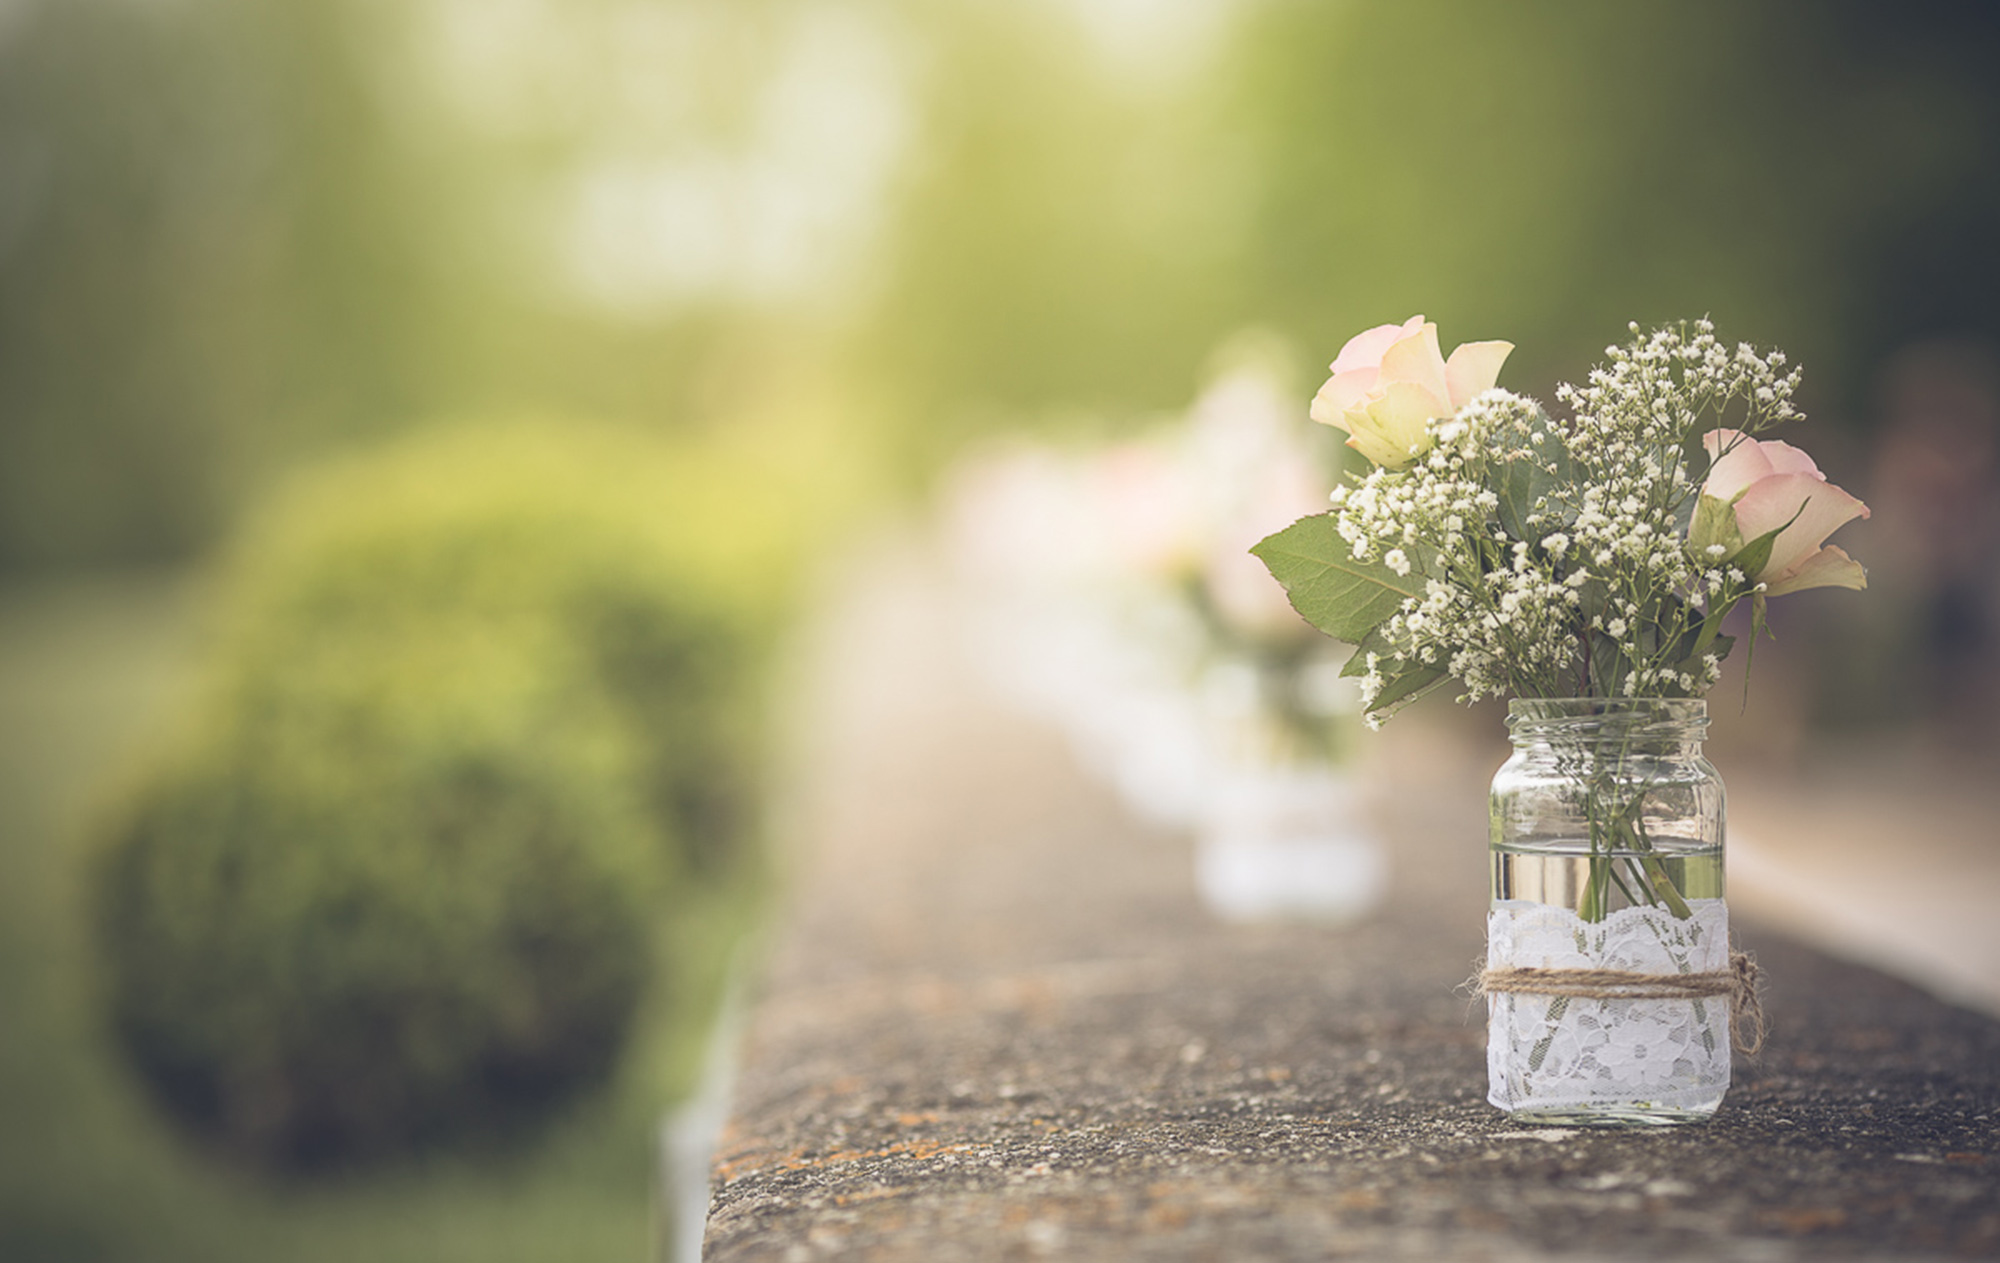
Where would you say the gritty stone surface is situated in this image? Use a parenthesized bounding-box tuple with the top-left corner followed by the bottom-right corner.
(707, 544, 2000, 1261)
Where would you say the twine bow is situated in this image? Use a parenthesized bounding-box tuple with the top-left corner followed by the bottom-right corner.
(1474, 949, 1765, 1055)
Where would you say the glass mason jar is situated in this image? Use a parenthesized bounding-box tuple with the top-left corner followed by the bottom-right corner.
(1486, 698, 1730, 1125)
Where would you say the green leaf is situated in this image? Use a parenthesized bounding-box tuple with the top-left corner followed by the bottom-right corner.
(1490, 406, 1575, 542)
(1686, 492, 1741, 558)
(1742, 593, 1771, 710)
(1574, 576, 1610, 626)
(1492, 459, 1536, 543)
(1331, 623, 1446, 714)
(1730, 525, 1780, 584)
(1726, 499, 1807, 584)
(1682, 427, 1714, 489)
(1686, 596, 1733, 660)
(1371, 662, 1447, 712)
(1251, 515, 1422, 644)
(1670, 490, 1700, 541)
(1666, 621, 1736, 684)
(1589, 629, 1625, 698)
(1338, 623, 1392, 678)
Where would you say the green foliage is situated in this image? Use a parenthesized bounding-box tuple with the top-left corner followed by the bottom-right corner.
(0, 0, 471, 569)
(1224, 2, 2000, 410)
(1252, 513, 1451, 711)
(90, 420, 797, 1170)
(1249, 515, 1423, 642)
(97, 659, 663, 1168)
(216, 421, 798, 880)
(852, 5, 1244, 472)
(1492, 410, 1576, 543)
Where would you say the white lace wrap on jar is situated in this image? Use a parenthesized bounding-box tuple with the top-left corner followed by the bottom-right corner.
(1486, 898, 1731, 1114)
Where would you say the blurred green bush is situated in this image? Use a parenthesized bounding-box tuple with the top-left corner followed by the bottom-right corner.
(90, 420, 800, 1170)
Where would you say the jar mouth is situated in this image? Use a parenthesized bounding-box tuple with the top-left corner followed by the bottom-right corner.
(1508, 697, 1708, 719)
(1506, 696, 1708, 738)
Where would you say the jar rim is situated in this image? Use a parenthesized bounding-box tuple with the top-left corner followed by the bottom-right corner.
(1505, 696, 1709, 739)
(1506, 697, 1708, 719)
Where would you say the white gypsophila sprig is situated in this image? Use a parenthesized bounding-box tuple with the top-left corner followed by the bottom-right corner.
(1555, 319, 1800, 458)
(1331, 389, 1581, 720)
(1545, 320, 1794, 696)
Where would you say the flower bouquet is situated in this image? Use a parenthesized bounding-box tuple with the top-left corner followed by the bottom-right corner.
(1253, 316, 1870, 1122)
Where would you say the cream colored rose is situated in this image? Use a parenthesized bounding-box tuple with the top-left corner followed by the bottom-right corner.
(1692, 429, 1870, 596)
(1308, 315, 1513, 468)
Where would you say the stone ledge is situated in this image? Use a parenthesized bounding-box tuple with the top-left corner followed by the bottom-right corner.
(709, 921, 1999, 1260)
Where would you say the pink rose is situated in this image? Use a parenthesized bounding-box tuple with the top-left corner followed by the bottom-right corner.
(1308, 315, 1513, 468)
(1694, 429, 1870, 596)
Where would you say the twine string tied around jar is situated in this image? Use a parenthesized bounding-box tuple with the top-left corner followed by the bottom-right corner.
(1473, 949, 1765, 1054)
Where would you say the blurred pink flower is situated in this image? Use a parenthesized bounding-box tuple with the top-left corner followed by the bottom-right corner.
(1309, 316, 1512, 468)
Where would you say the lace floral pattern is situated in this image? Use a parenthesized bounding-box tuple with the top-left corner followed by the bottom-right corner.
(1487, 898, 1731, 1114)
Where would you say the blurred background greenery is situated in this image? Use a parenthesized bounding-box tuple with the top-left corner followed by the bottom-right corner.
(4, 0, 1998, 1258)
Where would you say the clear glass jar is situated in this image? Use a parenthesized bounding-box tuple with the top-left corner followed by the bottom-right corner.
(1486, 698, 1731, 1125)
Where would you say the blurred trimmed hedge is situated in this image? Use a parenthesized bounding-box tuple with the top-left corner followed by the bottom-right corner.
(91, 421, 803, 1170)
